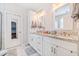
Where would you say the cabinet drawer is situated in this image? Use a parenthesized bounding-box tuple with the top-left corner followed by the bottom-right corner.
(61, 40, 77, 52)
(49, 37, 77, 52)
(56, 46, 78, 56)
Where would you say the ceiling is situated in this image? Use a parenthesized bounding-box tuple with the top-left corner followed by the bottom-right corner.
(52, 3, 66, 10)
(16, 3, 66, 12)
(16, 3, 51, 11)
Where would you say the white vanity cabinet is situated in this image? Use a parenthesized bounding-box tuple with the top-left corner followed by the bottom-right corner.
(29, 34, 43, 55)
(29, 33, 78, 56)
(43, 36, 78, 56)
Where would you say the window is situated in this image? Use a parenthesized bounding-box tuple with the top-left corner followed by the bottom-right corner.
(11, 21, 17, 39)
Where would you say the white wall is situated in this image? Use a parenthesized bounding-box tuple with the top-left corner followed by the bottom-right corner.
(0, 3, 28, 49)
(0, 3, 6, 49)
(63, 13, 73, 30)
(42, 4, 54, 31)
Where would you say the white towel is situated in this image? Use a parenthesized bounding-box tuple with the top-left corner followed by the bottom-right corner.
(0, 50, 7, 56)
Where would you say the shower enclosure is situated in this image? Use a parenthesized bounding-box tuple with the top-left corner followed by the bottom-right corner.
(0, 12, 2, 50)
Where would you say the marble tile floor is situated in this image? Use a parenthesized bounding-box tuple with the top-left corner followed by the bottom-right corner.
(6, 44, 40, 56)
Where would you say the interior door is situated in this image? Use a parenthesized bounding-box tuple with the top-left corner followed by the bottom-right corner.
(6, 12, 21, 48)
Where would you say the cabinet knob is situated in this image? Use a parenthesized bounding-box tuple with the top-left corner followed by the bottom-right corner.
(70, 51, 73, 53)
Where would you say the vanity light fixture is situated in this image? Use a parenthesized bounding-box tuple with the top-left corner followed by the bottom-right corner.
(71, 3, 79, 22)
(71, 13, 79, 21)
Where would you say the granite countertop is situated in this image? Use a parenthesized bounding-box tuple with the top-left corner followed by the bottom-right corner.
(31, 32, 79, 44)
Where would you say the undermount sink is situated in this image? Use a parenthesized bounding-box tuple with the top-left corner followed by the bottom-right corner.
(37, 31, 57, 35)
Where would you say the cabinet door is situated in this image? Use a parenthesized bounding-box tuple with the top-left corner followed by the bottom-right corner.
(29, 34, 43, 55)
(29, 34, 37, 48)
(34, 35, 43, 55)
(43, 37, 56, 56)
(56, 46, 77, 56)
(44, 41, 57, 56)
(46, 43, 53, 56)
(35, 35, 42, 47)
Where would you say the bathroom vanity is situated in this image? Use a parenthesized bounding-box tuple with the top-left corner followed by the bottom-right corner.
(29, 32, 79, 56)
(28, 3, 79, 56)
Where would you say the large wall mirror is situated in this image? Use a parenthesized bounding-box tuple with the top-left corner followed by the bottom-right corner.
(0, 12, 2, 50)
(55, 4, 70, 30)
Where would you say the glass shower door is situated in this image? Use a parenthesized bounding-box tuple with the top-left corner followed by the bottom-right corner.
(0, 12, 2, 50)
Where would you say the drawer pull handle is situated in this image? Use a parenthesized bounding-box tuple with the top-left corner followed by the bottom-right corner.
(51, 47, 53, 53)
